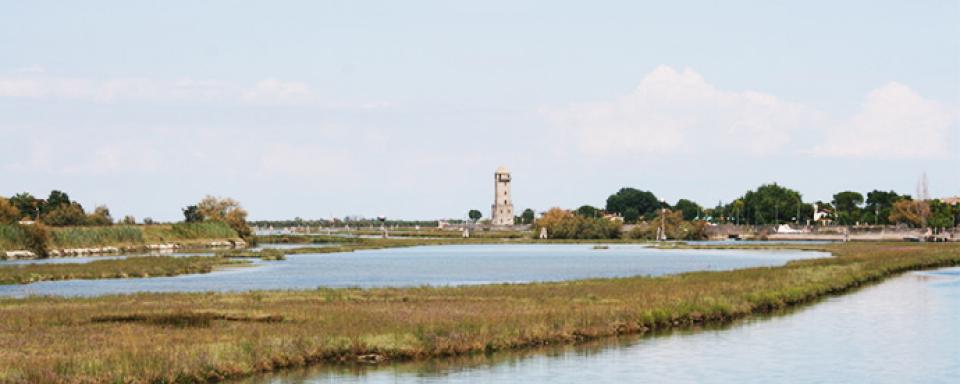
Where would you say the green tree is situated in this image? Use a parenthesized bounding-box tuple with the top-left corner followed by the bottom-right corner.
(9, 192, 38, 220)
(928, 200, 956, 228)
(121, 215, 137, 225)
(520, 208, 535, 224)
(575, 205, 600, 218)
(863, 190, 904, 225)
(605, 188, 660, 222)
(674, 199, 702, 221)
(468, 209, 482, 222)
(738, 183, 805, 225)
(832, 191, 864, 225)
(44, 190, 72, 215)
(183, 205, 203, 223)
(43, 203, 87, 226)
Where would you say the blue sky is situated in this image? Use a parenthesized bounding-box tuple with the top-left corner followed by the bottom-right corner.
(1, 1, 958, 221)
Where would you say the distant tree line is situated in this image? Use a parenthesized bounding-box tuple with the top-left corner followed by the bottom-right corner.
(530, 183, 959, 240)
(0, 190, 114, 226)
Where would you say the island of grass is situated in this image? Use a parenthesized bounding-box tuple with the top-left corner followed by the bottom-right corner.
(0, 242, 957, 383)
(0, 256, 249, 285)
(1, 221, 247, 258)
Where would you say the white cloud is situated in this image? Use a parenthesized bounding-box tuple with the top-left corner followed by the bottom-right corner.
(547, 66, 956, 161)
(809, 82, 956, 159)
(547, 66, 818, 156)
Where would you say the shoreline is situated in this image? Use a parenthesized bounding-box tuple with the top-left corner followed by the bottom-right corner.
(2, 239, 247, 260)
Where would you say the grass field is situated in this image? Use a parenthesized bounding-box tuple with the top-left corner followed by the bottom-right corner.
(0, 242, 957, 383)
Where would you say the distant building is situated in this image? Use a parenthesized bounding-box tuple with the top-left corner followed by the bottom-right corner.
(940, 196, 960, 206)
(813, 203, 833, 225)
(603, 213, 624, 223)
(491, 166, 515, 226)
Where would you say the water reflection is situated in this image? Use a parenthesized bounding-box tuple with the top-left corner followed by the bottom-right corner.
(240, 268, 960, 384)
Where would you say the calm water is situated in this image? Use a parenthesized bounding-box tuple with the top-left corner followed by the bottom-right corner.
(0, 244, 825, 297)
(240, 267, 960, 384)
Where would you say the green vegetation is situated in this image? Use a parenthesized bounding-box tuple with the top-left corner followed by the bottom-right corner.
(0, 243, 956, 383)
(626, 209, 708, 240)
(534, 208, 621, 239)
(0, 223, 50, 256)
(0, 256, 244, 285)
(187, 196, 255, 244)
(216, 248, 287, 260)
(468, 209, 482, 221)
(519, 208, 535, 224)
(4, 190, 115, 227)
(0, 222, 241, 255)
(605, 187, 661, 222)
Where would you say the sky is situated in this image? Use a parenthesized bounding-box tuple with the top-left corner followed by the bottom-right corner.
(1, 0, 958, 221)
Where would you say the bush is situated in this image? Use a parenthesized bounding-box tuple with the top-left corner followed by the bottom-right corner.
(0, 198, 20, 224)
(0, 223, 50, 256)
(43, 203, 87, 226)
(626, 210, 708, 240)
(534, 208, 621, 239)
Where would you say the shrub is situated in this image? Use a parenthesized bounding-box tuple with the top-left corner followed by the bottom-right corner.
(0, 198, 19, 224)
(0, 223, 50, 256)
(535, 208, 621, 239)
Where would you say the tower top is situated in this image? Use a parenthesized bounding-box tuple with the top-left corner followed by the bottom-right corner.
(495, 165, 510, 174)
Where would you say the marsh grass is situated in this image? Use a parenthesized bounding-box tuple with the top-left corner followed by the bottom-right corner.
(0, 256, 244, 285)
(216, 249, 287, 260)
(49, 225, 144, 248)
(0, 243, 958, 383)
(1, 222, 240, 253)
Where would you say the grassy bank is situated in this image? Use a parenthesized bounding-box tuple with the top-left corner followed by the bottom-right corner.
(1, 222, 241, 255)
(0, 243, 957, 382)
(0, 256, 246, 285)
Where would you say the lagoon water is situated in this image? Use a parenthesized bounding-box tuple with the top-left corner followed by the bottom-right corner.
(240, 267, 960, 384)
(0, 244, 825, 297)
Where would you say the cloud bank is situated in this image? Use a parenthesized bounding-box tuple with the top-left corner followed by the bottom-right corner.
(548, 66, 955, 160)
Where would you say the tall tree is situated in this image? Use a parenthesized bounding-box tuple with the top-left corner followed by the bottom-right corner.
(468, 209, 482, 222)
(520, 208, 535, 224)
(890, 199, 929, 228)
(44, 190, 72, 214)
(673, 199, 702, 221)
(863, 190, 904, 225)
(605, 188, 660, 222)
(9, 192, 38, 220)
(182, 205, 203, 223)
(738, 183, 805, 225)
(832, 191, 864, 225)
(575, 205, 600, 218)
